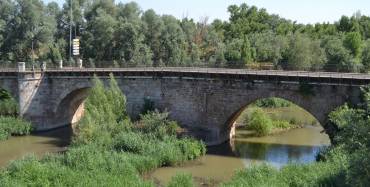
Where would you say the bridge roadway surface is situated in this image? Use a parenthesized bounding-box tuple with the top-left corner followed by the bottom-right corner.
(1, 67, 370, 85)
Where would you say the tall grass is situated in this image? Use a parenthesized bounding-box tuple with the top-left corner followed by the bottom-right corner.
(222, 148, 348, 187)
(0, 116, 33, 141)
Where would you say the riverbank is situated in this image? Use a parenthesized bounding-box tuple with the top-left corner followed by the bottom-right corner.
(0, 117, 33, 141)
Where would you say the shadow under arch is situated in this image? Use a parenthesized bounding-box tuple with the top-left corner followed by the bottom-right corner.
(53, 87, 91, 129)
(224, 96, 333, 143)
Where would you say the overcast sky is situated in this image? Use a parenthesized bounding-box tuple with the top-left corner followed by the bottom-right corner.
(43, 0, 370, 24)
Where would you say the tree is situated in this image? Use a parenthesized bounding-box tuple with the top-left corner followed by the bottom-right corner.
(249, 32, 288, 65)
(284, 34, 326, 70)
(361, 40, 370, 71)
(1, 0, 56, 63)
(142, 9, 164, 66)
(159, 15, 187, 66)
(82, 2, 117, 61)
(344, 31, 363, 57)
(323, 37, 354, 72)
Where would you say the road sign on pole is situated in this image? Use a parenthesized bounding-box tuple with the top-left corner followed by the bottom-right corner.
(72, 38, 80, 56)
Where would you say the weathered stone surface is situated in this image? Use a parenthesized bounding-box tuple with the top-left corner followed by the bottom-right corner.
(0, 70, 365, 145)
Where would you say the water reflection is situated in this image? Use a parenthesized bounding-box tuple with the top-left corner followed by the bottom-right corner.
(151, 126, 331, 185)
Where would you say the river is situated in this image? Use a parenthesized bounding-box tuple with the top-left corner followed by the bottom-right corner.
(149, 125, 331, 186)
(0, 126, 72, 167)
(0, 125, 330, 186)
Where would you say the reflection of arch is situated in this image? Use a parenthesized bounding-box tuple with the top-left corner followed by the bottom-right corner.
(54, 88, 90, 128)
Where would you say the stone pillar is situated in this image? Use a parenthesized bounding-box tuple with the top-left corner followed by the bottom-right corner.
(41, 62, 46, 71)
(229, 122, 236, 140)
(58, 60, 63, 69)
(77, 59, 83, 68)
(18, 62, 25, 72)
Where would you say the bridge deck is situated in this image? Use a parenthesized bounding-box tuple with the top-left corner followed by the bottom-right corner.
(1, 68, 370, 85)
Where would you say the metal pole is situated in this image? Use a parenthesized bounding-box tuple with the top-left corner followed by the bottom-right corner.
(69, 0, 73, 64)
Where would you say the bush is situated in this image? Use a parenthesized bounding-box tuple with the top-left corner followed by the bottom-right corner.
(137, 111, 180, 139)
(167, 173, 195, 187)
(0, 117, 33, 140)
(254, 98, 292, 108)
(248, 108, 273, 136)
(272, 120, 292, 129)
(0, 88, 18, 116)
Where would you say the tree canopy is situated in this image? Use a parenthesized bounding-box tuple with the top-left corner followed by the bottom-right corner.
(1, 1, 370, 72)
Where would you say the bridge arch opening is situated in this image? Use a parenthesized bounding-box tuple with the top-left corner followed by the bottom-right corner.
(54, 88, 91, 129)
(226, 97, 331, 144)
(222, 97, 332, 167)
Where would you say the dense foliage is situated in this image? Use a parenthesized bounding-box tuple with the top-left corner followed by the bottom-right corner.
(1, 1, 370, 72)
(254, 97, 291, 108)
(0, 75, 206, 186)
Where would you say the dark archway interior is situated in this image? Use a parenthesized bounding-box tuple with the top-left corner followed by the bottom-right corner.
(54, 88, 90, 127)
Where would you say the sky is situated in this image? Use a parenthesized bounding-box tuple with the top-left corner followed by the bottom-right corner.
(43, 0, 370, 24)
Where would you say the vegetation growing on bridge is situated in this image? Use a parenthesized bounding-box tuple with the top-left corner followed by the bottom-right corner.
(1, 1, 370, 72)
(0, 75, 206, 186)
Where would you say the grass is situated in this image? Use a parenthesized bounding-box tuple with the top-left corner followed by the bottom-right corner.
(0, 117, 33, 141)
(221, 149, 348, 187)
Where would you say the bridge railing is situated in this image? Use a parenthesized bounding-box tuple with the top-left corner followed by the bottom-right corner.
(1, 62, 370, 81)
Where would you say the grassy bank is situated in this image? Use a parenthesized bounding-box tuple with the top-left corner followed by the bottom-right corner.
(0, 88, 32, 141)
(0, 117, 33, 141)
(0, 75, 206, 186)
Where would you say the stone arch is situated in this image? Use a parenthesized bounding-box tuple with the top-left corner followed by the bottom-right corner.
(52, 87, 91, 129)
(200, 83, 356, 146)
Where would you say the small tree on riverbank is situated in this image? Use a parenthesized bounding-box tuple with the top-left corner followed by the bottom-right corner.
(248, 108, 273, 136)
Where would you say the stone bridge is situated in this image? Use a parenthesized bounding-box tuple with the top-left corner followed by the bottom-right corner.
(1, 67, 370, 145)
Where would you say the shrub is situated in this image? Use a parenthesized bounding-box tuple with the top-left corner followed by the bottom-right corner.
(248, 108, 273, 136)
(137, 111, 180, 139)
(254, 98, 291, 108)
(0, 117, 33, 140)
(74, 74, 128, 145)
(167, 173, 195, 187)
(272, 120, 292, 129)
(0, 88, 18, 116)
